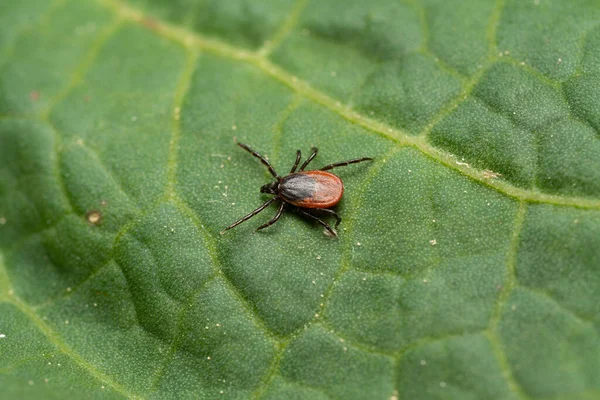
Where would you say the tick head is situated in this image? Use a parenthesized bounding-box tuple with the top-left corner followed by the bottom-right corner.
(260, 181, 279, 195)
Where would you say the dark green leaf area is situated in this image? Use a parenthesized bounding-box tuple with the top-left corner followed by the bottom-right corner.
(397, 334, 518, 400)
(152, 278, 276, 397)
(0, 1, 54, 60)
(563, 26, 600, 135)
(499, 288, 600, 398)
(7, 214, 112, 305)
(0, 303, 123, 399)
(50, 24, 186, 210)
(278, 325, 394, 399)
(423, 0, 493, 75)
(0, 1, 114, 116)
(498, 0, 600, 81)
(350, 148, 517, 275)
(261, 376, 330, 400)
(114, 202, 276, 396)
(353, 54, 462, 134)
(516, 205, 600, 328)
(114, 203, 214, 340)
(0, 120, 69, 247)
(270, 0, 426, 110)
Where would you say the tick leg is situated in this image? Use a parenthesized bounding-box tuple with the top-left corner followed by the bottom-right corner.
(317, 208, 341, 228)
(320, 157, 374, 171)
(300, 147, 318, 171)
(221, 197, 277, 234)
(289, 150, 302, 174)
(297, 208, 337, 237)
(235, 140, 280, 179)
(256, 201, 285, 231)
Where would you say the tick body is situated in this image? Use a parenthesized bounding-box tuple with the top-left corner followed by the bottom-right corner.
(221, 140, 373, 237)
(279, 171, 343, 208)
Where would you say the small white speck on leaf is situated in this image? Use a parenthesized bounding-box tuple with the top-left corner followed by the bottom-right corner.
(28, 380, 34, 386)
(0, 217, 6, 225)
(316, 255, 321, 260)
(440, 381, 447, 388)
(312, 280, 316, 284)
(557, 57, 562, 64)
(356, 242, 361, 246)
(429, 239, 437, 246)
(423, 279, 429, 284)
(44, 378, 49, 383)
(101, 385, 105, 390)
(66, 287, 71, 292)
(420, 360, 427, 366)
(65, 320, 69, 325)
(0, 334, 6, 338)
(207, 356, 211, 360)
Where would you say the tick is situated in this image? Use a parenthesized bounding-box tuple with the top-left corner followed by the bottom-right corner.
(221, 140, 373, 236)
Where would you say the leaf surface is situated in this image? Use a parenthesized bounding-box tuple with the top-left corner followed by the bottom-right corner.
(1, 0, 600, 398)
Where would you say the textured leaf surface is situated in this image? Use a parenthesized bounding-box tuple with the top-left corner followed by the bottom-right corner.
(1, 0, 600, 398)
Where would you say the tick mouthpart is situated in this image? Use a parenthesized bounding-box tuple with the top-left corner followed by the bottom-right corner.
(260, 181, 278, 194)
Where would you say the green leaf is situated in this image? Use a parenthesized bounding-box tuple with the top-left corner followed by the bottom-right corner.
(1, 0, 600, 398)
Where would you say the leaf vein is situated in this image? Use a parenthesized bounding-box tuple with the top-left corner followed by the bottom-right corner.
(257, 0, 309, 57)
